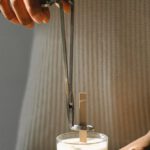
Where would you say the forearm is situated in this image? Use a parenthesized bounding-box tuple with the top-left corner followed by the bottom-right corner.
(145, 131, 150, 146)
(120, 130, 150, 150)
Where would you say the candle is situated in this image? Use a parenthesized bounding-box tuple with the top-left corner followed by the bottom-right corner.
(56, 132, 108, 150)
(57, 138, 108, 150)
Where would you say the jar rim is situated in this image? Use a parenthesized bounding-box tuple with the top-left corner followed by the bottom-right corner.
(56, 132, 108, 145)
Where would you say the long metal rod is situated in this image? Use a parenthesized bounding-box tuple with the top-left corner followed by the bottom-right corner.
(59, 0, 69, 89)
(69, 0, 74, 95)
(59, 0, 75, 127)
(68, 0, 75, 126)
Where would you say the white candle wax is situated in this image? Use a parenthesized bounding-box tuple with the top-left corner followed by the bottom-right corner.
(57, 138, 108, 150)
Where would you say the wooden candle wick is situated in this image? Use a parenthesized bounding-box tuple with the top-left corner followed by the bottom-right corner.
(79, 92, 87, 143)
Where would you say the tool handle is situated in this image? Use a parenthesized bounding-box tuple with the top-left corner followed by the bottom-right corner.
(40, 0, 73, 7)
(40, 0, 55, 7)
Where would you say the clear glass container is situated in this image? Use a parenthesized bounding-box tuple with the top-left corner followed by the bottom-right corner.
(56, 132, 108, 150)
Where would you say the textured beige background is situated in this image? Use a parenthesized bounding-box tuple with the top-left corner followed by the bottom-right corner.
(16, 0, 150, 149)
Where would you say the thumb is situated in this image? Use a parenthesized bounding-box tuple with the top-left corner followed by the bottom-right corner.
(55, 0, 70, 13)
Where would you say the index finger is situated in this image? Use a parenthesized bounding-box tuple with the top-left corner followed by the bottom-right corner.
(23, 0, 50, 24)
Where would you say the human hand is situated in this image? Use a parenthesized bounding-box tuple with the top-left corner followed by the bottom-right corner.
(0, 0, 70, 28)
(120, 131, 150, 150)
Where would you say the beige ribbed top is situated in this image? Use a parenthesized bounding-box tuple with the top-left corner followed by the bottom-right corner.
(16, 0, 150, 150)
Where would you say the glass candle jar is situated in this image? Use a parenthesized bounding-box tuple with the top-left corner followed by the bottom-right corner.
(56, 132, 108, 150)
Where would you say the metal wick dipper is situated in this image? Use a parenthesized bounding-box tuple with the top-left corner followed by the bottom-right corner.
(59, 0, 75, 129)
(41, 0, 94, 131)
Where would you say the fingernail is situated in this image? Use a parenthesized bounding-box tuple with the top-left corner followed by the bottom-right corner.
(31, 16, 41, 24)
(11, 18, 19, 24)
(55, 3, 60, 8)
(43, 18, 49, 24)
